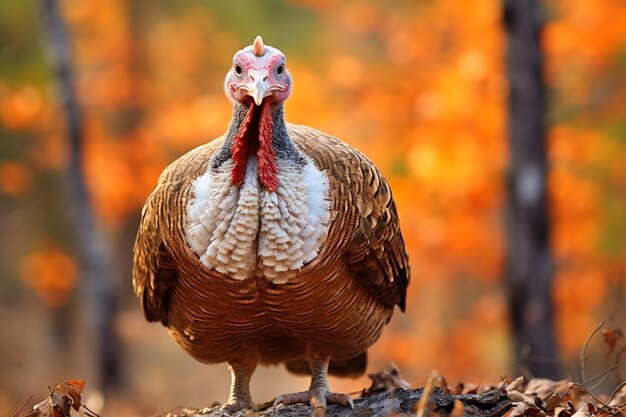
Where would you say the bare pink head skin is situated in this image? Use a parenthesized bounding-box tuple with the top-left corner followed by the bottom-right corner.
(224, 36, 292, 107)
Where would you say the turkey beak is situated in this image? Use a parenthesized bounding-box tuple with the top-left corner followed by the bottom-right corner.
(247, 70, 270, 106)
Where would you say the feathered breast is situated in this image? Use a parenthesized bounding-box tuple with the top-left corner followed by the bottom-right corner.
(133, 124, 409, 324)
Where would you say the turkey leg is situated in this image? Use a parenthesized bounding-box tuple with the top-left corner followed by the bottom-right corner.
(221, 356, 257, 412)
(273, 355, 354, 410)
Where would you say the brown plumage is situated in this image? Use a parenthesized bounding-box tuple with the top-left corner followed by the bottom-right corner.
(133, 37, 409, 413)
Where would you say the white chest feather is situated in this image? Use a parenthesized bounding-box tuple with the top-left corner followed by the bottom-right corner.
(185, 155, 331, 283)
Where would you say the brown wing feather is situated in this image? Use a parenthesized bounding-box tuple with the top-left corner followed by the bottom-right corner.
(132, 136, 225, 324)
(288, 124, 410, 311)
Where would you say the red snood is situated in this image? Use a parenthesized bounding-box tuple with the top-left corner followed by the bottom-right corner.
(230, 102, 278, 192)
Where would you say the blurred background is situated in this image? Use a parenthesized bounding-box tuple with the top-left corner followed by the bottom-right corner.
(0, 0, 625, 415)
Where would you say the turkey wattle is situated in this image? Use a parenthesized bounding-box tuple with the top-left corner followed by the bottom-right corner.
(133, 36, 410, 413)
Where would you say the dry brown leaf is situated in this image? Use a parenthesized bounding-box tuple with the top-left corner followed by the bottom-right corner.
(507, 390, 536, 404)
(587, 403, 597, 415)
(54, 380, 84, 412)
(449, 400, 465, 417)
(525, 378, 570, 397)
(497, 378, 513, 391)
(561, 385, 586, 405)
(27, 392, 72, 417)
(554, 405, 572, 417)
(451, 383, 464, 395)
(544, 392, 562, 411)
(20, 380, 86, 417)
(362, 363, 411, 396)
(525, 405, 545, 417)
(438, 377, 452, 394)
(506, 376, 525, 393)
(503, 402, 528, 417)
(570, 402, 591, 417)
(28, 397, 56, 417)
(462, 383, 478, 395)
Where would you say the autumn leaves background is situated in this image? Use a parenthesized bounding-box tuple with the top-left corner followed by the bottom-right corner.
(0, 1, 625, 415)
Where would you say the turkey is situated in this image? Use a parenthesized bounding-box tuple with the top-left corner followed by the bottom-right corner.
(133, 36, 410, 413)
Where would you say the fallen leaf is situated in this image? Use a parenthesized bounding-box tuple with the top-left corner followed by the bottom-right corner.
(496, 378, 513, 391)
(544, 392, 562, 411)
(449, 400, 465, 417)
(438, 377, 452, 394)
(507, 390, 535, 404)
(54, 380, 85, 411)
(524, 405, 544, 417)
(587, 403, 596, 414)
(362, 363, 411, 396)
(28, 391, 72, 417)
(506, 376, 525, 393)
(20, 380, 86, 417)
(462, 383, 478, 395)
(503, 402, 528, 417)
(554, 405, 572, 417)
(525, 378, 570, 397)
(451, 383, 464, 395)
(570, 402, 591, 417)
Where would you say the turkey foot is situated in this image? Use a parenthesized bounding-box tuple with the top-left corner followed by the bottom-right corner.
(221, 358, 257, 413)
(273, 356, 354, 410)
(273, 388, 354, 409)
(220, 399, 255, 413)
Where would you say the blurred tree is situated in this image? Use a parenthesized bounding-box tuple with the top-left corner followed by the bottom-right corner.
(41, 0, 122, 393)
(503, 0, 559, 378)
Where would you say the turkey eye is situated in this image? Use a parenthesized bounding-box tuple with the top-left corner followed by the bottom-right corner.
(234, 64, 243, 75)
(276, 64, 284, 75)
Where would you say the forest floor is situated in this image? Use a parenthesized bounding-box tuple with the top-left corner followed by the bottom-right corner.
(13, 368, 626, 417)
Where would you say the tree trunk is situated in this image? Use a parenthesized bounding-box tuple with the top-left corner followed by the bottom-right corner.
(40, 0, 122, 393)
(503, 0, 559, 378)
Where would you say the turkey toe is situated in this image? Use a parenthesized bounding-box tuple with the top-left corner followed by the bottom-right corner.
(273, 388, 353, 410)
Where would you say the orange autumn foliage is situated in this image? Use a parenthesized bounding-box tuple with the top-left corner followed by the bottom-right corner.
(0, 161, 32, 196)
(543, 1, 626, 357)
(20, 241, 79, 307)
(0, 86, 43, 131)
(0, 0, 624, 389)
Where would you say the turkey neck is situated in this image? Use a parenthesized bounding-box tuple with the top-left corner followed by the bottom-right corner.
(214, 102, 303, 192)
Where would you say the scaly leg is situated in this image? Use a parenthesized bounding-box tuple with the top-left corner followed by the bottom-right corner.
(221, 356, 257, 412)
(274, 355, 354, 411)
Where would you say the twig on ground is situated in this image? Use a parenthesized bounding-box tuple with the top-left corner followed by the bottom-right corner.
(416, 369, 440, 417)
(82, 403, 101, 417)
(607, 381, 626, 407)
(566, 383, 608, 409)
(580, 321, 605, 384)
(11, 395, 32, 417)
(583, 365, 618, 388)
